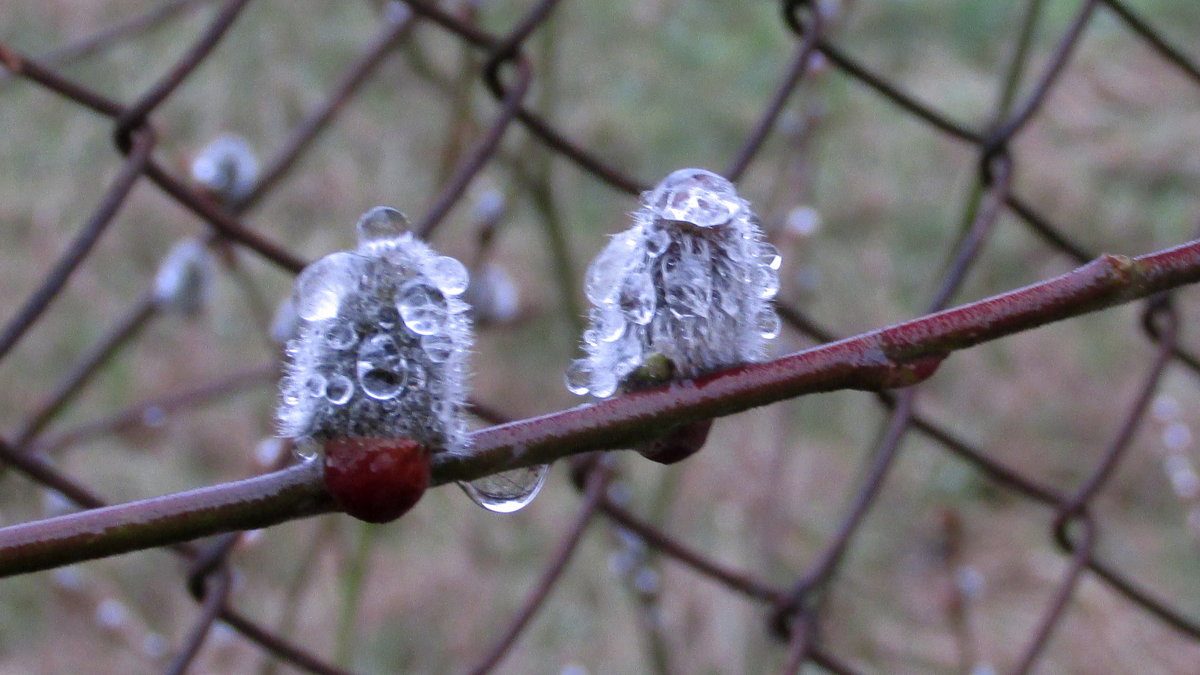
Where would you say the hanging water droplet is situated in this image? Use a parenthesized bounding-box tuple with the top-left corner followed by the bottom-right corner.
(294, 252, 367, 322)
(612, 334, 644, 378)
(356, 334, 408, 399)
(325, 323, 358, 350)
(757, 309, 782, 339)
(585, 231, 640, 305)
(590, 369, 618, 398)
(324, 374, 354, 405)
(564, 359, 591, 395)
(460, 464, 549, 513)
(595, 306, 626, 342)
(756, 264, 780, 300)
(293, 439, 320, 462)
(646, 168, 741, 228)
(356, 206, 408, 250)
(427, 255, 469, 296)
(396, 279, 448, 335)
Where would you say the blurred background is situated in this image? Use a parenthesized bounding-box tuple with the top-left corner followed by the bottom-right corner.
(1, 0, 1200, 672)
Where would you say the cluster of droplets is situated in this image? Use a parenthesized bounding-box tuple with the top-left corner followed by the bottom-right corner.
(277, 207, 472, 457)
(191, 134, 258, 204)
(277, 207, 547, 513)
(566, 168, 781, 398)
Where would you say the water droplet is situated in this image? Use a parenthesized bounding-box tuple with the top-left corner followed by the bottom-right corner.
(427, 255, 469, 296)
(421, 333, 455, 362)
(585, 231, 640, 305)
(303, 374, 327, 398)
(756, 263, 780, 300)
(564, 359, 591, 395)
(590, 369, 618, 398)
(618, 272, 655, 325)
(460, 464, 549, 513)
(595, 306, 626, 342)
(612, 334, 644, 378)
(282, 388, 301, 406)
(293, 439, 320, 462)
(356, 334, 408, 399)
(356, 206, 408, 250)
(325, 323, 358, 350)
(396, 279, 448, 335)
(757, 309, 781, 339)
(293, 252, 366, 322)
(325, 374, 354, 405)
(646, 168, 741, 228)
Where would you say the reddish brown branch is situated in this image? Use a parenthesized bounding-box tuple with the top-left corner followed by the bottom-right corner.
(4, 241, 1200, 575)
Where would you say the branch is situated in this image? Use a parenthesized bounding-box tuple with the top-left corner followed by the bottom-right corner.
(2, 240, 1199, 576)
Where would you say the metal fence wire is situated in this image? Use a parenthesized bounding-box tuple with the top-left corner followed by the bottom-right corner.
(1, 0, 1200, 672)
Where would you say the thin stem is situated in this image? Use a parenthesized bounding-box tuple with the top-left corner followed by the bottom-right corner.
(468, 466, 606, 674)
(0, 130, 154, 362)
(14, 296, 158, 448)
(0, 460, 330, 576)
(4, 241, 1200, 575)
(444, 242, 1200, 482)
(0, 0, 209, 88)
(333, 522, 374, 668)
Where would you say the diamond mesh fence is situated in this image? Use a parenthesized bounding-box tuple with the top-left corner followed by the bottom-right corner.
(1, 0, 1199, 672)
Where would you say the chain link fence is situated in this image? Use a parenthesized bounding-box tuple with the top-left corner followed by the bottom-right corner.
(1, 0, 1199, 672)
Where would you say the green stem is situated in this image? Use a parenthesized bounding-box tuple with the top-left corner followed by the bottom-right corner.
(942, 0, 1045, 269)
(333, 522, 375, 667)
(259, 518, 335, 675)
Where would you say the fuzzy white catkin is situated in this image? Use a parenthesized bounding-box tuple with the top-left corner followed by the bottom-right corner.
(567, 168, 781, 397)
(277, 207, 473, 455)
(191, 134, 259, 203)
(153, 238, 213, 316)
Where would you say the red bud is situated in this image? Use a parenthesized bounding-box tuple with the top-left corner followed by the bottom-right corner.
(323, 437, 431, 523)
(636, 419, 714, 465)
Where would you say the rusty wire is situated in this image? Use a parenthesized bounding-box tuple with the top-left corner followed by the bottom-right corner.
(0, 0, 1199, 672)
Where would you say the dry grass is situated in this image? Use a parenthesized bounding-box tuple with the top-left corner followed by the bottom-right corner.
(0, 0, 1199, 673)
